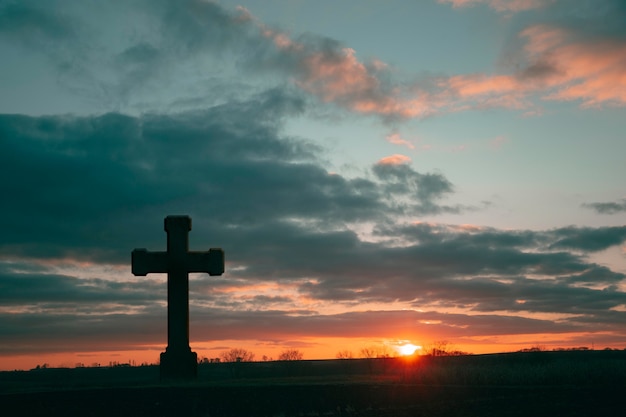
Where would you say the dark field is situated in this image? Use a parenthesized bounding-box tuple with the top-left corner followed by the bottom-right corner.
(2, 350, 625, 416)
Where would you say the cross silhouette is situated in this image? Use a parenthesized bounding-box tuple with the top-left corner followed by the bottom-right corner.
(132, 215, 224, 379)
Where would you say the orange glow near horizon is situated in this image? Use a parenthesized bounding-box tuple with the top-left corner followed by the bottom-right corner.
(397, 343, 421, 356)
(2, 332, 626, 371)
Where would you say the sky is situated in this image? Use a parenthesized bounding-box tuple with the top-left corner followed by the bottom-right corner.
(1, 0, 626, 370)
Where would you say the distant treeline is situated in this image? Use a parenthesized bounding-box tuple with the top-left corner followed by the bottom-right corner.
(3, 350, 626, 394)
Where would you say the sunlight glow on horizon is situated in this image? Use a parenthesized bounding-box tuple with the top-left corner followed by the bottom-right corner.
(397, 343, 421, 356)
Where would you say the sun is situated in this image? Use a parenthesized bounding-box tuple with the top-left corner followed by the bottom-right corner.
(398, 343, 421, 356)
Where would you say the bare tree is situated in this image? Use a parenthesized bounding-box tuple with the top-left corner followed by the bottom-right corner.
(220, 348, 255, 362)
(359, 346, 377, 359)
(519, 345, 547, 353)
(278, 349, 303, 361)
(423, 340, 468, 356)
(424, 340, 451, 356)
(360, 345, 393, 358)
(336, 350, 354, 359)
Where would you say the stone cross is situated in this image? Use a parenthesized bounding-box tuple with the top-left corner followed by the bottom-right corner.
(131, 215, 224, 379)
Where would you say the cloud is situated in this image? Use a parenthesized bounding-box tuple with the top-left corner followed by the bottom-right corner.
(0, 272, 162, 318)
(438, 0, 553, 12)
(385, 133, 415, 149)
(377, 154, 412, 166)
(0, 0, 270, 111)
(583, 199, 626, 214)
(0, 2, 78, 44)
(441, 29, 626, 109)
(0, 0, 442, 120)
(7, 228, 623, 354)
(2, 191, 626, 356)
(254, 24, 436, 120)
(440, 1, 626, 109)
(1, 301, 587, 355)
(372, 159, 458, 215)
(3, 0, 623, 121)
(242, 0, 622, 117)
(4, 217, 626, 354)
(0, 90, 462, 265)
(522, 25, 626, 107)
(297, 223, 626, 317)
(2, 93, 623, 357)
(547, 226, 626, 252)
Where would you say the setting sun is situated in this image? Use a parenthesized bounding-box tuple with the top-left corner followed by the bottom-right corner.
(397, 343, 421, 356)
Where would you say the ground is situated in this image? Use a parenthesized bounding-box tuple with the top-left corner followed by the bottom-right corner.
(1, 351, 624, 416)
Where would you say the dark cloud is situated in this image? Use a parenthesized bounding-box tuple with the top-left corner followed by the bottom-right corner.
(0, 304, 584, 355)
(1, 90, 625, 359)
(190, 308, 581, 342)
(0, 295, 609, 353)
(0, 2, 77, 44)
(0, 0, 436, 119)
(1, 214, 625, 356)
(0, 0, 263, 111)
(372, 162, 456, 214)
(0, 310, 166, 354)
(518, 60, 563, 81)
(156, 0, 253, 54)
(2, 90, 625, 357)
(0, 264, 160, 306)
(0, 90, 458, 264)
(294, 223, 626, 316)
(546, 0, 626, 39)
(547, 226, 626, 252)
(583, 199, 626, 215)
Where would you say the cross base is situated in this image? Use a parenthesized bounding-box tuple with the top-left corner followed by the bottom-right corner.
(160, 348, 197, 380)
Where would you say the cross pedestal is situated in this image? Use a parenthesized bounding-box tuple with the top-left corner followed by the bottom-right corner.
(131, 215, 224, 380)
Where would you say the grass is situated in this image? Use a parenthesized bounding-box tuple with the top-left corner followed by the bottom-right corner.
(1, 350, 625, 416)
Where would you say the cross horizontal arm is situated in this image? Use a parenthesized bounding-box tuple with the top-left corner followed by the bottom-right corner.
(132, 249, 168, 276)
(187, 248, 225, 276)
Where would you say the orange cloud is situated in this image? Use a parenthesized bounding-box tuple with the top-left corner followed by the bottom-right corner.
(255, 10, 624, 119)
(444, 25, 626, 108)
(522, 25, 626, 107)
(385, 133, 415, 149)
(455, 224, 486, 232)
(293, 47, 434, 118)
(297, 47, 376, 100)
(438, 0, 552, 12)
(259, 25, 435, 119)
(447, 74, 521, 97)
(377, 154, 412, 166)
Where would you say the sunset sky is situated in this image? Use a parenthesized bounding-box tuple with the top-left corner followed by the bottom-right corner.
(1, 0, 626, 371)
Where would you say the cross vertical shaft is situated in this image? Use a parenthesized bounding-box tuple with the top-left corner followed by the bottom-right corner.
(131, 215, 224, 380)
(165, 216, 191, 354)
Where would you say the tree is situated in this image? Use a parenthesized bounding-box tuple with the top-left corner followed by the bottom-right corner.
(519, 345, 546, 353)
(220, 348, 255, 362)
(278, 349, 303, 361)
(359, 346, 377, 359)
(359, 345, 393, 358)
(423, 340, 469, 356)
(336, 350, 354, 359)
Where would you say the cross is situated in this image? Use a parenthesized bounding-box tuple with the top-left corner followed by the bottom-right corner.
(131, 215, 224, 379)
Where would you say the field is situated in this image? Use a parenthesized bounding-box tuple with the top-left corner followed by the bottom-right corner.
(1, 350, 625, 416)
